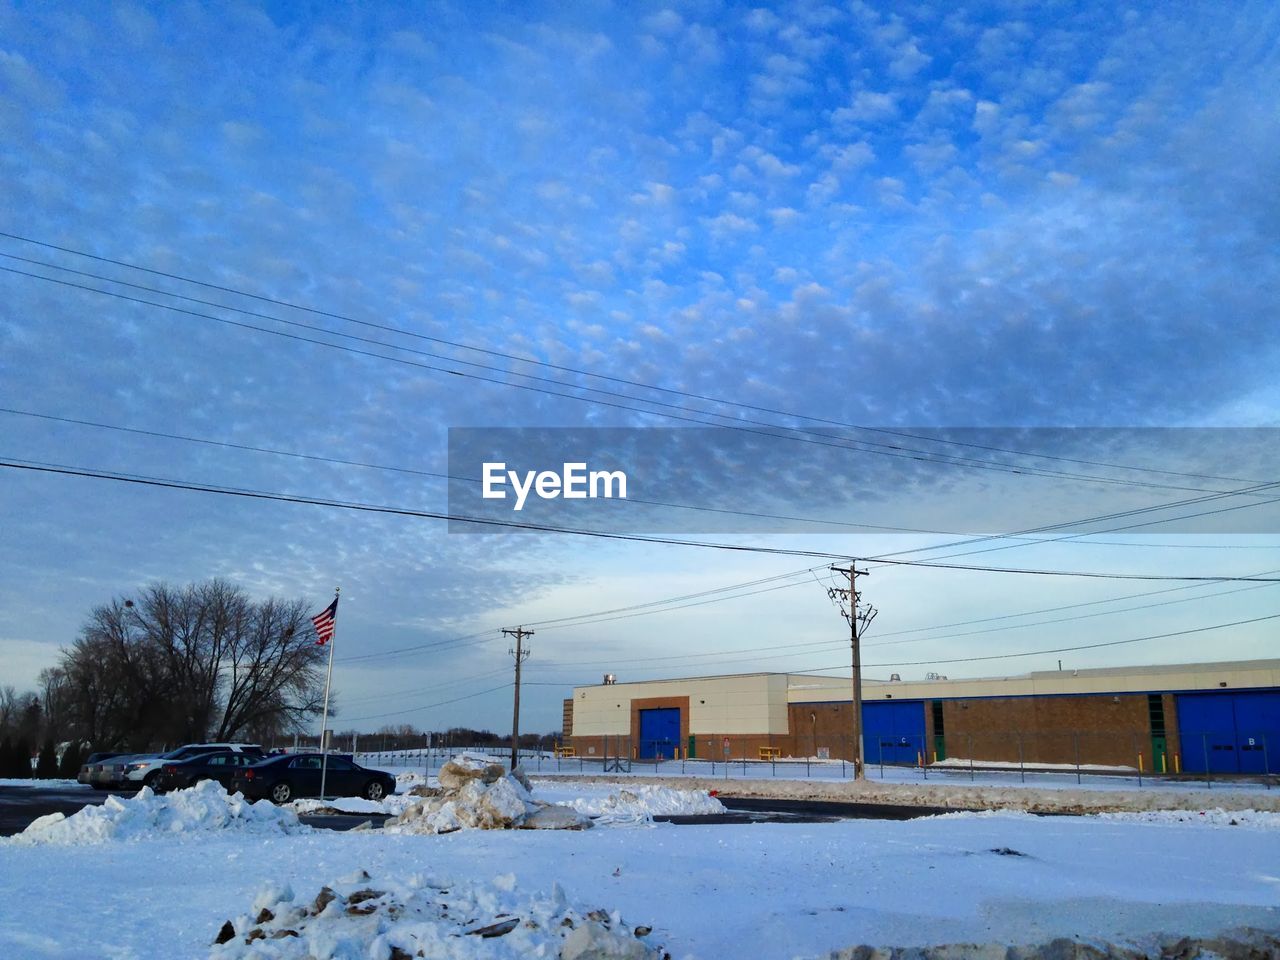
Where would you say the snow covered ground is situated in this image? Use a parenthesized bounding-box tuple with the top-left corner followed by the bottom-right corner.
(2, 776, 1279, 958)
(0, 778, 82, 790)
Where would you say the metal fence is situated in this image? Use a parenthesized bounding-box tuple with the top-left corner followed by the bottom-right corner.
(539, 730, 1274, 789)
(278, 727, 1275, 790)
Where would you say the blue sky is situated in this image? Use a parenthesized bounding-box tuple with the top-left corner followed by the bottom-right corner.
(2, 1, 1279, 734)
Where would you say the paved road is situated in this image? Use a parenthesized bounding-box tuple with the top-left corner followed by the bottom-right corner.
(717, 795, 977, 820)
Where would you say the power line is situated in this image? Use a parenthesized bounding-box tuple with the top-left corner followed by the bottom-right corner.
(867, 570, 1280, 639)
(8, 456, 1280, 583)
(7, 457, 1280, 580)
(339, 682, 513, 724)
(10, 405, 1276, 549)
(337, 665, 512, 705)
(0, 231, 1260, 488)
(533, 610, 1280, 685)
(862, 577, 1280, 649)
(2, 259, 1261, 497)
(825, 611, 1280, 670)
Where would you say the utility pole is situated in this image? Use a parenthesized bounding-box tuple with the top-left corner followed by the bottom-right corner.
(502, 626, 533, 770)
(829, 564, 875, 780)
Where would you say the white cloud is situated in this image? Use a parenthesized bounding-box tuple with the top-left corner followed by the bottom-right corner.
(755, 152, 801, 178)
(702, 212, 758, 237)
(643, 9, 684, 36)
(834, 90, 897, 126)
(743, 8, 780, 34)
(769, 207, 801, 227)
(889, 39, 931, 79)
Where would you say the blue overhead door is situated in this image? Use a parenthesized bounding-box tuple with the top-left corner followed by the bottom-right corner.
(864, 701, 926, 766)
(638, 707, 681, 760)
(1232, 692, 1280, 775)
(1177, 691, 1280, 774)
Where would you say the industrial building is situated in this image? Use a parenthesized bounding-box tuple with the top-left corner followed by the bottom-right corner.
(564, 658, 1280, 775)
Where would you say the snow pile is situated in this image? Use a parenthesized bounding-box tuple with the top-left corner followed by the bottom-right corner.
(289, 794, 420, 817)
(209, 869, 667, 959)
(561, 785, 727, 824)
(385, 757, 592, 834)
(396, 770, 427, 791)
(8, 780, 306, 845)
(1097, 808, 1280, 829)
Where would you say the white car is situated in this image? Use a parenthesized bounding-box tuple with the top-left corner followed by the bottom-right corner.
(116, 743, 265, 791)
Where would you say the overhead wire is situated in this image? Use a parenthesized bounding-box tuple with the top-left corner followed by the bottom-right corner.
(0, 231, 1262, 488)
(2, 258, 1265, 497)
(6, 457, 1280, 580)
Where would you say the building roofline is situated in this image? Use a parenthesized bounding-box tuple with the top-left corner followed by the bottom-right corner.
(571, 657, 1280, 693)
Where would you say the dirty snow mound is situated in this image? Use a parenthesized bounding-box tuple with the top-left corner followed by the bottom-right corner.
(386, 758, 591, 834)
(209, 869, 668, 959)
(8, 779, 306, 846)
(564, 785, 726, 824)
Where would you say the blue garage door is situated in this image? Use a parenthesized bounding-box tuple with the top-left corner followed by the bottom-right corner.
(638, 707, 681, 760)
(863, 701, 926, 766)
(1177, 691, 1280, 774)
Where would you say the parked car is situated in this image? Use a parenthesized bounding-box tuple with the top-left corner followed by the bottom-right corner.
(91, 743, 264, 790)
(77, 752, 128, 787)
(121, 743, 263, 790)
(90, 754, 147, 790)
(153, 750, 263, 792)
(229, 753, 395, 804)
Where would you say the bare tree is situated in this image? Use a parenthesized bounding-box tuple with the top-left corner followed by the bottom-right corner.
(55, 581, 328, 750)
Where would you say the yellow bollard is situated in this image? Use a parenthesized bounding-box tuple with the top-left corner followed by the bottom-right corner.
(932, 750, 938, 763)
(1138, 753, 1144, 773)
(917, 751, 923, 767)
(1174, 754, 1181, 774)
(1160, 753, 1166, 774)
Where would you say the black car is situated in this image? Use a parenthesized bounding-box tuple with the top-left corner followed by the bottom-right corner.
(153, 750, 264, 793)
(229, 753, 396, 804)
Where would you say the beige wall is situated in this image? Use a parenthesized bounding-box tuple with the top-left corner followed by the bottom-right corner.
(571, 673, 790, 736)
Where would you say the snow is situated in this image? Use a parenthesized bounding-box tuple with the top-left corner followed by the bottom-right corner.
(0, 778, 85, 790)
(1095, 807, 1280, 829)
(524, 771, 1280, 816)
(209, 868, 664, 959)
(537, 782, 727, 824)
(385, 762, 594, 834)
(288, 794, 421, 817)
(3, 773, 1280, 958)
(5, 780, 307, 846)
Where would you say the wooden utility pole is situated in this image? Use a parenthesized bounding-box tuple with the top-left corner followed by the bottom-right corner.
(502, 626, 533, 770)
(829, 565, 873, 779)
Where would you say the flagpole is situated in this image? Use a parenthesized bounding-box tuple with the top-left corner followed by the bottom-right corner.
(318, 586, 338, 801)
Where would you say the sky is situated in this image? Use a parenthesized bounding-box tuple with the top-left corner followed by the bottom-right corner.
(1, 0, 1279, 735)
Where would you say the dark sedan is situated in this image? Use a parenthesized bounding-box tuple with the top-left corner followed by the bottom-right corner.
(153, 750, 263, 793)
(229, 753, 396, 804)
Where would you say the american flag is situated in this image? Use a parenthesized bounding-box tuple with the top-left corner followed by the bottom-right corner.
(311, 597, 338, 646)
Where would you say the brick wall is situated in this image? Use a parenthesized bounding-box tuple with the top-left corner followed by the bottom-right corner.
(940, 693, 1152, 766)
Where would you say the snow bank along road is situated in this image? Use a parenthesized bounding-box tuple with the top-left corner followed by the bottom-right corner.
(533, 773, 1280, 815)
(2, 779, 1279, 958)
